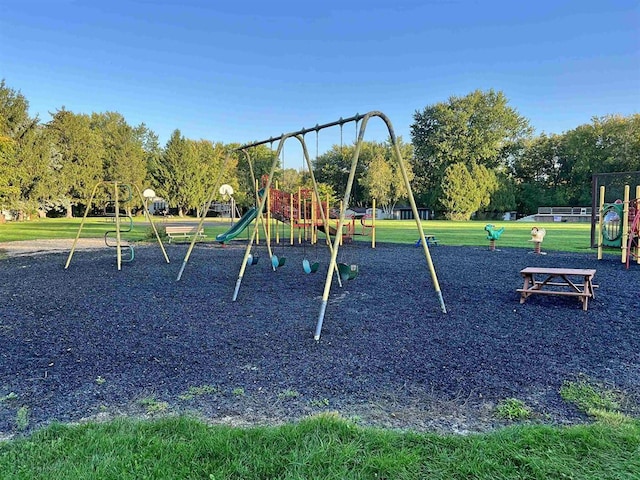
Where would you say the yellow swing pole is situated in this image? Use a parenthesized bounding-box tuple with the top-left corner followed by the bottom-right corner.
(131, 184, 170, 264)
(325, 192, 330, 245)
(297, 187, 303, 244)
(273, 182, 279, 245)
(315, 128, 362, 340)
(393, 129, 446, 314)
(371, 198, 376, 249)
(311, 198, 316, 244)
(114, 182, 123, 271)
(314, 111, 446, 341)
(290, 189, 294, 245)
(266, 187, 271, 244)
(233, 139, 284, 301)
(597, 185, 605, 260)
(176, 152, 232, 280)
(621, 185, 630, 264)
(294, 132, 342, 286)
(255, 178, 260, 244)
(65, 181, 103, 269)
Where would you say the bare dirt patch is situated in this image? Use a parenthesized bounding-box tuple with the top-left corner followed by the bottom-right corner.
(0, 239, 107, 258)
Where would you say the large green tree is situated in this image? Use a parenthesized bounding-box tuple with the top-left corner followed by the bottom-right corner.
(47, 109, 104, 217)
(193, 139, 237, 217)
(89, 112, 149, 215)
(484, 172, 517, 218)
(509, 114, 640, 212)
(234, 144, 279, 208)
(91, 113, 147, 183)
(411, 89, 532, 214)
(0, 79, 40, 217)
(510, 134, 568, 214)
(150, 130, 193, 216)
(150, 131, 235, 216)
(15, 124, 56, 218)
(561, 114, 640, 205)
(313, 143, 367, 206)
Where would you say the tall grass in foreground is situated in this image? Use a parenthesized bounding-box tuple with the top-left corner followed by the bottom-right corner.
(1, 414, 638, 479)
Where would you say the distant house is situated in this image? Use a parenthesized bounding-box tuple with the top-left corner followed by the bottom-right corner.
(392, 207, 430, 220)
(148, 198, 169, 215)
(533, 206, 592, 223)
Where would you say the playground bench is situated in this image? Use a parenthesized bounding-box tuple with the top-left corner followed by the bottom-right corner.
(517, 267, 598, 311)
(165, 226, 207, 243)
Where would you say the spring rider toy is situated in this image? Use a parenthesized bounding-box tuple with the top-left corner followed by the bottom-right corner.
(529, 226, 546, 254)
(484, 224, 505, 251)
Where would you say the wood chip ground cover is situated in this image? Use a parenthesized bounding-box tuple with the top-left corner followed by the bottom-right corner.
(0, 242, 638, 436)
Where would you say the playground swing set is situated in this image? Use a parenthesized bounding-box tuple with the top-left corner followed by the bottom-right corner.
(173, 111, 446, 340)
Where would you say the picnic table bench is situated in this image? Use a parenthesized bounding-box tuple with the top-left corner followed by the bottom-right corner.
(165, 226, 207, 243)
(517, 267, 598, 311)
(414, 235, 439, 247)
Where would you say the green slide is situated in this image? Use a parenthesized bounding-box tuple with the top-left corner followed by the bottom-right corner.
(215, 207, 258, 243)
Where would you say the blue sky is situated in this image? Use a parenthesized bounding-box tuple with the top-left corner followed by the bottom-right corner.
(1, 0, 638, 170)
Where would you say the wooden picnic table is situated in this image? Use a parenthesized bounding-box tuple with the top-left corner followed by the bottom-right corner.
(517, 267, 598, 311)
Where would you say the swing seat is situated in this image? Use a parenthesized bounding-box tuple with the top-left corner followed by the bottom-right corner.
(338, 262, 358, 281)
(247, 254, 259, 265)
(302, 259, 320, 274)
(271, 254, 286, 269)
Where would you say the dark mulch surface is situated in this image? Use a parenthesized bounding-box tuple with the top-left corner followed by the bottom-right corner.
(1, 241, 639, 436)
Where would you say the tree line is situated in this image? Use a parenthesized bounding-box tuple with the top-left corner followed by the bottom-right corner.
(1, 79, 638, 221)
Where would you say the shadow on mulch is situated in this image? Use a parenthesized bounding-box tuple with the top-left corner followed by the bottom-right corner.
(1, 242, 638, 436)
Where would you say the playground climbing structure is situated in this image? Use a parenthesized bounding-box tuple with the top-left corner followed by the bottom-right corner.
(262, 180, 354, 246)
(597, 183, 640, 268)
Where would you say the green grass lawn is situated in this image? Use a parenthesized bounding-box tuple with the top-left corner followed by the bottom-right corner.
(0, 217, 236, 243)
(0, 414, 638, 479)
(359, 219, 595, 253)
(0, 217, 598, 254)
(1, 216, 635, 479)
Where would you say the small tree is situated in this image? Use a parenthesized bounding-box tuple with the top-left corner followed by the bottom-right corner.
(362, 154, 392, 211)
(440, 162, 497, 220)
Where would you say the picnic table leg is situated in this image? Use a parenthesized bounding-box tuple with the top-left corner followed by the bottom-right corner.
(587, 277, 595, 299)
(520, 274, 531, 303)
(582, 276, 593, 310)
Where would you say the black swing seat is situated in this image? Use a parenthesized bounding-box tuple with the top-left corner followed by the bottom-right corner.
(338, 262, 358, 281)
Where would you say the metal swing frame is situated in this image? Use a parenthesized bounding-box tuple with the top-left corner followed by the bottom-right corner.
(231, 111, 447, 340)
(65, 181, 170, 271)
